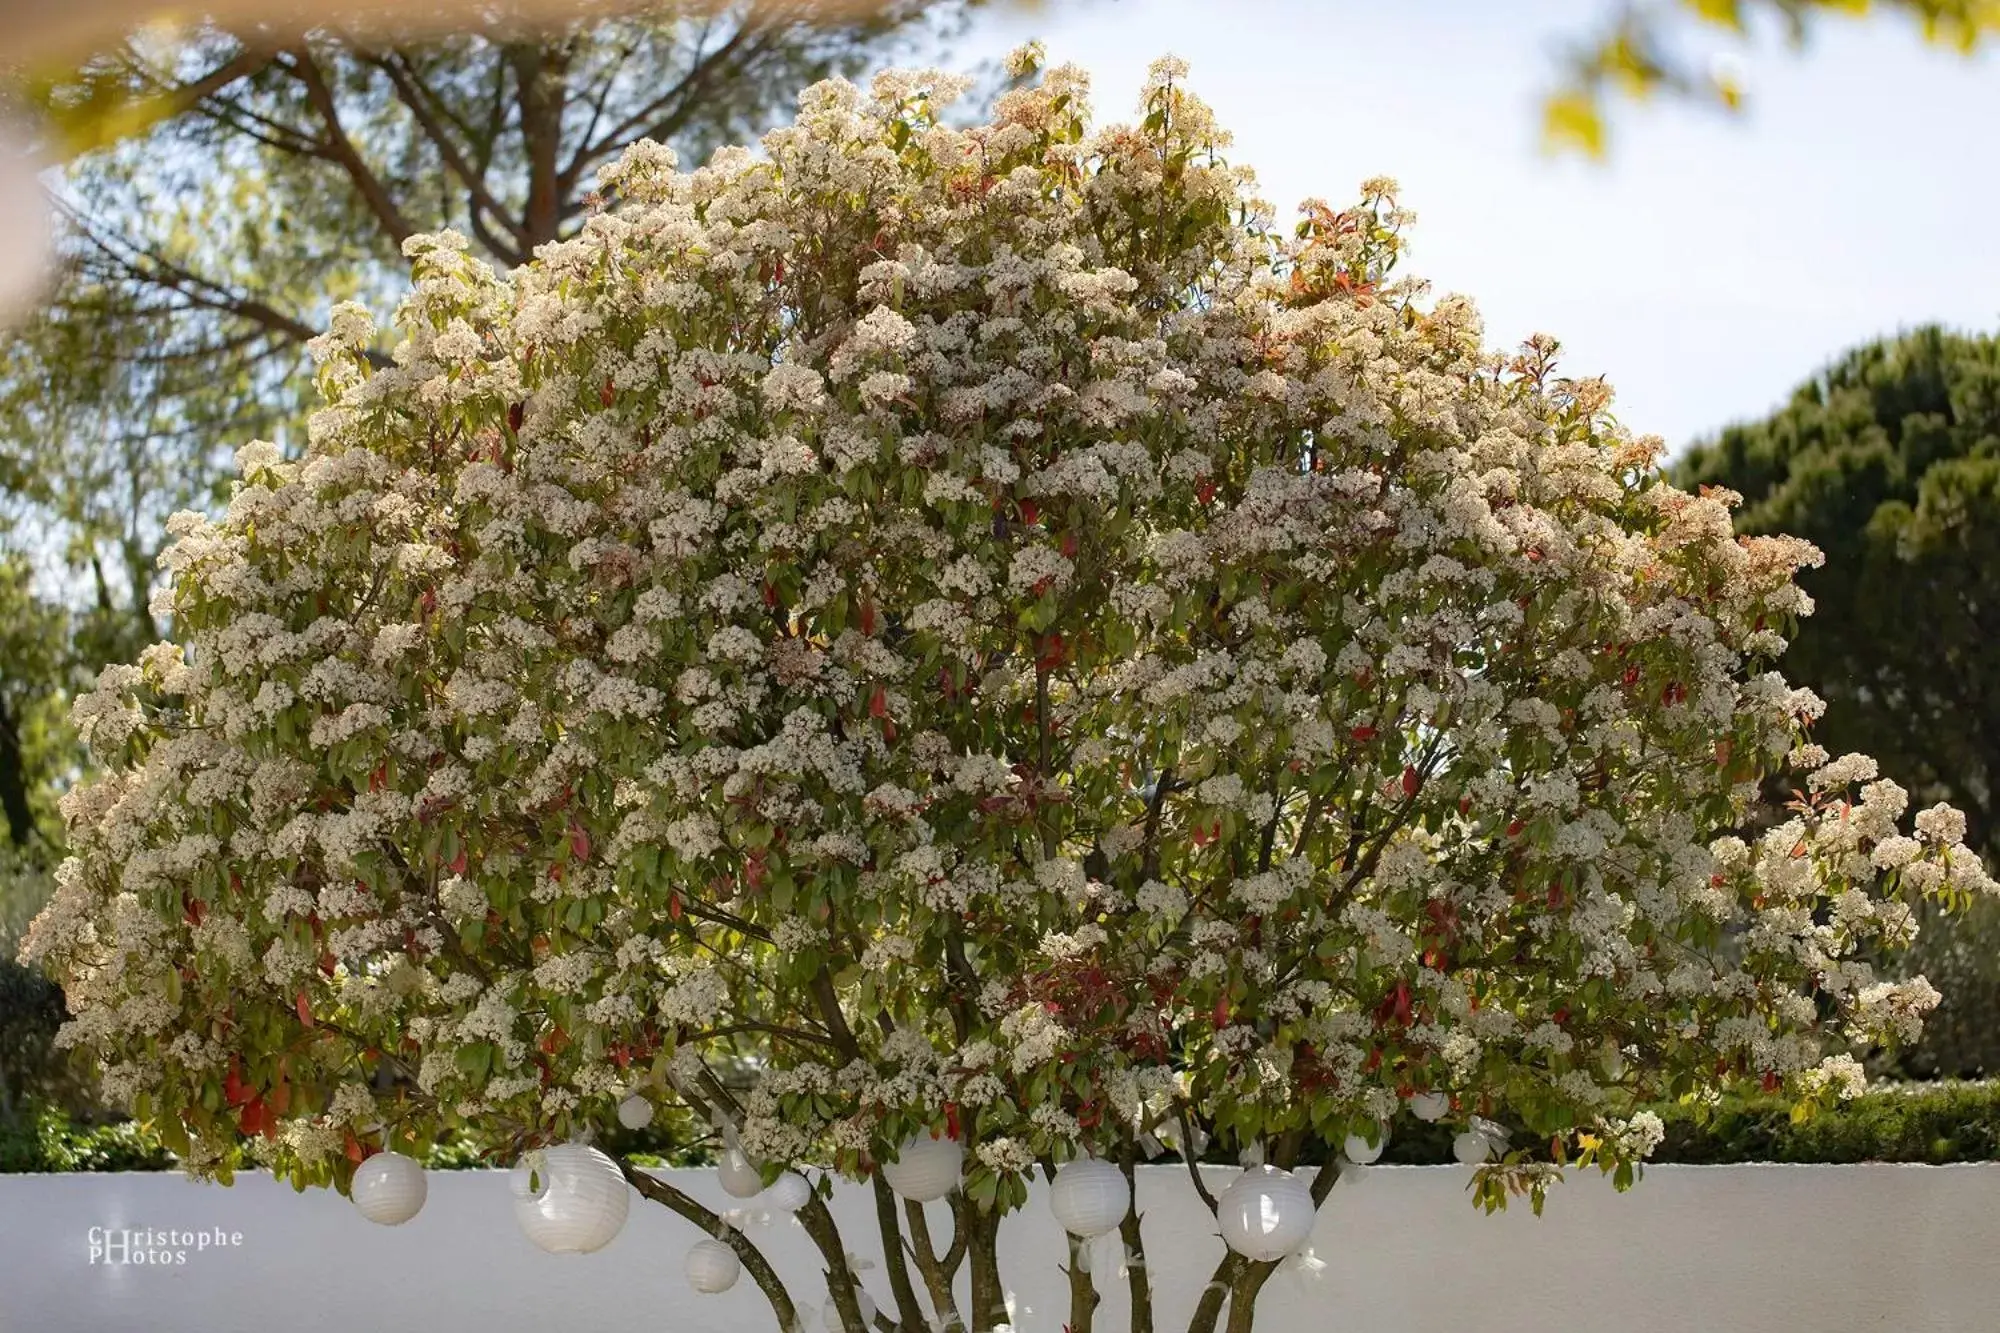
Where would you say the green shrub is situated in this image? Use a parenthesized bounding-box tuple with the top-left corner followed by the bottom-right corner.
(1307, 1081, 2000, 1168)
(0, 1101, 174, 1172)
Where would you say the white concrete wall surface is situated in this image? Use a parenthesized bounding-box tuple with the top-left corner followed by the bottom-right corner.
(2, 1162, 1996, 1333)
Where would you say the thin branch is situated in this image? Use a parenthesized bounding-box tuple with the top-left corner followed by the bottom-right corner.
(283, 46, 418, 248)
(620, 1159, 799, 1333)
(1177, 1105, 1218, 1213)
(363, 51, 528, 263)
(873, 1174, 930, 1333)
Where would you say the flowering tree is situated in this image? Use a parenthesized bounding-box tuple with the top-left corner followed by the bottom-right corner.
(21, 44, 1993, 1333)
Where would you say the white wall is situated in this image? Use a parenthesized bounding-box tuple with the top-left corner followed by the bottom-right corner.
(2, 1163, 1994, 1333)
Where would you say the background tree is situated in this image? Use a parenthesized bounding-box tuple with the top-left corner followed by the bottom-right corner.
(1677, 325, 2000, 1075)
(22, 52, 1990, 1333)
(1546, 0, 2000, 154)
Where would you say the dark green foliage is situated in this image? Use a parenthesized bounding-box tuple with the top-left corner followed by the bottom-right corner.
(1677, 326, 2000, 1078)
(1677, 325, 2000, 855)
(1306, 1083, 2000, 1167)
(0, 957, 79, 1124)
(1648, 1082, 2000, 1165)
(0, 1101, 175, 1172)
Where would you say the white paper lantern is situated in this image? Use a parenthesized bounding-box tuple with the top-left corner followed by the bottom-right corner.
(1453, 1118, 1508, 1166)
(822, 1289, 878, 1333)
(1215, 1165, 1317, 1263)
(761, 1170, 813, 1214)
(514, 1144, 631, 1254)
(880, 1133, 962, 1202)
(350, 1150, 427, 1226)
(1452, 1128, 1495, 1165)
(718, 1145, 765, 1199)
(618, 1094, 655, 1130)
(1050, 1157, 1129, 1238)
(1341, 1126, 1388, 1165)
(685, 1238, 742, 1294)
(1409, 1091, 1450, 1122)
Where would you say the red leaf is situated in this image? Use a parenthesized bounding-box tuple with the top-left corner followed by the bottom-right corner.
(1401, 765, 1420, 798)
(570, 825, 591, 861)
(1505, 819, 1525, 839)
(345, 1131, 366, 1164)
(1019, 500, 1039, 526)
(1350, 725, 1377, 743)
(868, 685, 888, 719)
(1196, 477, 1216, 506)
(183, 896, 206, 928)
(668, 892, 683, 921)
(447, 848, 468, 876)
(858, 600, 878, 636)
(295, 990, 314, 1028)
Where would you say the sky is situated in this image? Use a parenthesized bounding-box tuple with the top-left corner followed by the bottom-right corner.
(953, 0, 2000, 453)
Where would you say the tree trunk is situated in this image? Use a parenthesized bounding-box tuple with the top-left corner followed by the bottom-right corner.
(0, 691, 36, 848)
(905, 1197, 966, 1333)
(966, 1203, 1009, 1333)
(1118, 1149, 1153, 1333)
(873, 1174, 929, 1333)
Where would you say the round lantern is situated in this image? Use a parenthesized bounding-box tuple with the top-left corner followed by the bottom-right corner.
(718, 1145, 765, 1199)
(350, 1150, 427, 1226)
(1453, 1118, 1507, 1166)
(1050, 1156, 1129, 1238)
(1452, 1128, 1495, 1165)
(686, 1237, 742, 1294)
(880, 1132, 962, 1202)
(762, 1170, 814, 1214)
(1342, 1126, 1388, 1166)
(618, 1094, 655, 1130)
(514, 1144, 631, 1254)
(822, 1289, 879, 1333)
(1409, 1091, 1450, 1122)
(1215, 1164, 1317, 1263)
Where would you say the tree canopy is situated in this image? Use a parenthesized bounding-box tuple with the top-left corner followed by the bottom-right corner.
(21, 50, 1991, 1333)
(0, 0, 981, 935)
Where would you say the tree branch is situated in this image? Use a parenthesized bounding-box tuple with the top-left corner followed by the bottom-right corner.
(284, 46, 418, 249)
(620, 1159, 799, 1333)
(362, 51, 528, 264)
(904, 1196, 967, 1333)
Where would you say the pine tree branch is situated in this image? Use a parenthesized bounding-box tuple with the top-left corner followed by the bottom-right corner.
(283, 45, 419, 250)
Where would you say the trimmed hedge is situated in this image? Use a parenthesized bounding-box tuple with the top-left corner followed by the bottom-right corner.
(9, 1082, 2000, 1173)
(0, 1101, 709, 1173)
